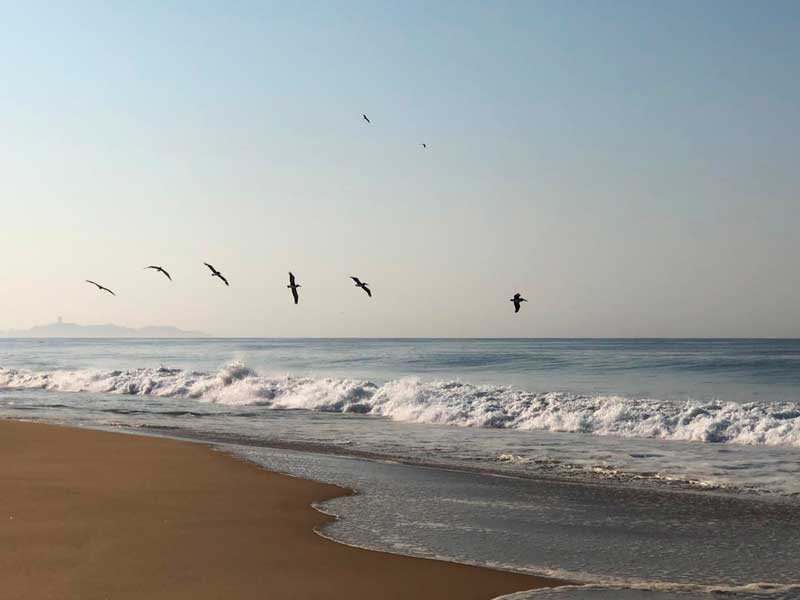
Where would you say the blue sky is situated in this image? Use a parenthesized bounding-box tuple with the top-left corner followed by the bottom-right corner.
(1, 1, 798, 336)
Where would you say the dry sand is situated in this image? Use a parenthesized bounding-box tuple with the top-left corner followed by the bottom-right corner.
(0, 420, 562, 599)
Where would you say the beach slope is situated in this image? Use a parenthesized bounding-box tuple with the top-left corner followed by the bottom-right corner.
(0, 420, 559, 599)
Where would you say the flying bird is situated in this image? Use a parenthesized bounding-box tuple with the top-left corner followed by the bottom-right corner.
(145, 265, 171, 281)
(362, 114, 371, 124)
(203, 262, 229, 286)
(86, 280, 115, 296)
(420, 143, 427, 149)
(510, 293, 527, 314)
(350, 276, 372, 297)
(288, 272, 301, 305)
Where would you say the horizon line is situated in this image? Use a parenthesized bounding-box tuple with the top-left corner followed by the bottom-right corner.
(1, 336, 799, 341)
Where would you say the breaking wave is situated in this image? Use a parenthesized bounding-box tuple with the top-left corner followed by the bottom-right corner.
(2, 363, 800, 447)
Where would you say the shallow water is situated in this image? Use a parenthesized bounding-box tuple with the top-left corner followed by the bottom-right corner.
(230, 444, 800, 599)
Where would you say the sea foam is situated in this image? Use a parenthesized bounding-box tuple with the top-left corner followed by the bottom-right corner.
(2, 363, 799, 447)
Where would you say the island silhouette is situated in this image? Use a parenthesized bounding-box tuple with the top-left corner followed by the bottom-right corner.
(1, 317, 208, 338)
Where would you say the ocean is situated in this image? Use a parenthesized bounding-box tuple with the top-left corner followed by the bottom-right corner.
(1, 338, 799, 598)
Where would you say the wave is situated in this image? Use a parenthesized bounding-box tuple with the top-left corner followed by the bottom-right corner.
(2, 363, 800, 447)
(497, 581, 800, 599)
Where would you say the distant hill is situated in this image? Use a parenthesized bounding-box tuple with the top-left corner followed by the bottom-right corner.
(1, 320, 209, 338)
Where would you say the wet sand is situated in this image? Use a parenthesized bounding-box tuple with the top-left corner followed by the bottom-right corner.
(0, 420, 562, 599)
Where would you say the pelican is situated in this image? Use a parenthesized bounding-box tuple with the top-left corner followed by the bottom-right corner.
(350, 276, 372, 297)
(362, 114, 371, 124)
(510, 293, 527, 313)
(203, 262, 229, 286)
(86, 280, 115, 296)
(145, 265, 171, 281)
(288, 272, 301, 304)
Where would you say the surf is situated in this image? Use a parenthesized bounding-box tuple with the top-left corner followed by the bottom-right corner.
(2, 363, 800, 448)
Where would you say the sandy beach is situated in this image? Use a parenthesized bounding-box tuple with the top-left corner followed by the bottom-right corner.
(0, 420, 560, 599)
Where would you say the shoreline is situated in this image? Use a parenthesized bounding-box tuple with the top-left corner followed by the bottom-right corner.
(0, 419, 563, 599)
(129, 423, 800, 506)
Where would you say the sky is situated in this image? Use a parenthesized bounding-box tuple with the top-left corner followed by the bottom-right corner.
(1, 1, 798, 337)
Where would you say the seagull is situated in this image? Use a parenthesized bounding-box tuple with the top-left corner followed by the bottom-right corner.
(362, 114, 371, 124)
(350, 276, 372, 297)
(145, 265, 171, 281)
(288, 272, 301, 305)
(203, 262, 229, 286)
(420, 143, 427, 149)
(510, 293, 527, 314)
(86, 280, 115, 296)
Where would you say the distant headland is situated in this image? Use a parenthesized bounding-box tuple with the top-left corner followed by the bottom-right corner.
(1, 317, 209, 338)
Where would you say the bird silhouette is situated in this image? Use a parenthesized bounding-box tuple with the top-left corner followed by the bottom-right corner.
(203, 262, 229, 286)
(421, 143, 427, 148)
(510, 293, 527, 313)
(362, 114, 371, 124)
(145, 265, 171, 281)
(350, 276, 372, 297)
(86, 280, 115, 296)
(288, 272, 301, 304)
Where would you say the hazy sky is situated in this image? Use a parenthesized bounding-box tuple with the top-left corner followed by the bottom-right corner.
(2, 1, 798, 337)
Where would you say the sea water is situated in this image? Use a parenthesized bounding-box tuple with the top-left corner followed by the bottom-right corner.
(1, 338, 799, 598)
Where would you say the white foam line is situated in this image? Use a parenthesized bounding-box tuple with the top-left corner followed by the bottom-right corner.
(497, 581, 800, 599)
(2, 363, 800, 447)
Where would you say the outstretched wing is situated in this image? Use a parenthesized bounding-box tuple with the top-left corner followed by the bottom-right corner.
(514, 301, 521, 313)
(203, 262, 216, 274)
(350, 276, 362, 285)
(363, 114, 370, 123)
(86, 280, 113, 295)
(289, 272, 296, 286)
(218, 274, 229, 287)
(363, 286, 372, 298)
(146, 266, 171, 281)
(291, 286, 299, 304)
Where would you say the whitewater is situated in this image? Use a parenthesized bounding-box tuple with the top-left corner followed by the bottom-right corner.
(2, 362, 799, 448)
